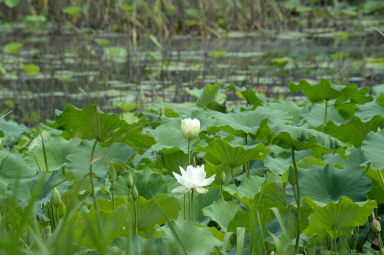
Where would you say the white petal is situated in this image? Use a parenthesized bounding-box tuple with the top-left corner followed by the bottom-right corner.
(179, 166, 186, 177)
(185, 165, 195, 182)
(172, 172, 185, 186)
(200, 174, 216, 186)
(194, 186, 208, 193)
(172, 186, 190, 193)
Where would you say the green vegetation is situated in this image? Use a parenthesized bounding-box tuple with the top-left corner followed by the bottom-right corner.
(0, 80, 384, 254)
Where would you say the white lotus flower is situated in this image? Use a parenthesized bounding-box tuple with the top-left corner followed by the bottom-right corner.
(172, 165, 215, 194)
(181, 118, 200, 140)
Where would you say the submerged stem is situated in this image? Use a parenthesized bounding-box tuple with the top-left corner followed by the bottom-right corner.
(89, 140, 98, 211)
(292, 147, 301, 254)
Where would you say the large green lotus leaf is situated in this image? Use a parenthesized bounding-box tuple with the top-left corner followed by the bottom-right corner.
(51, 104, 154, 151)
(206, 107, 292, 136)
(304, 196, 376, 239)
(67, 140, 134, 179)
(135, 194, 180, 233)
(323, 146, 366, 170)
(235, 87, 264, 107)
(264, 100, 302, 125)
(228, 180, 287, 232)
(199, 138, 270, 168)
(27, 135, 74, 172)
(324, 115, 384, 147)
(12, 171, 70, 219)
(338, 84, 372, 104)
(155, 148, 188, 172)
(365, 167, 384, 203)
(256, 119, 344, 151)
(356, 101, 384, 122)
(0, 118, 30, 145)
(72, 200, 128, 248)
(264, 155, 291, 175)
(288, 79, 344, 103)
(224, 175, 265, 202)
(362, 129, 384, 169)
(115, 168, 172, 200)
(162, 219, 221, 255)
(301, 102, 346, 127)
(197, 83, 221, 108)
(286, 164, 371, 205)
(151, 118, 197, 154)
(0, 149, 37, 178)
(203, 199, 241, 231)
(366, 168, 384, 204)
(92, 195, 179, 238)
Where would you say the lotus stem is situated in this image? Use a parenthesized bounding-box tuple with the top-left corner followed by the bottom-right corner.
(111, 181, 115, 211)
(184, 194, 186, 220)
(191, 190, 194, 222)
(244, 133, 250, 177)
(324, 100, 328, 125)
(292, 147, 301, 254)
(89, 140, 98, 211)
(135, 200, 138, 235)
(188, 139, 191, 166)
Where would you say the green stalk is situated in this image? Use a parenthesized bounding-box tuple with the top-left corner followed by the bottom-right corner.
(188, 192, 192, 221)
(324, 100, 328, 125)
(244, 133, 249, 176)
(191, 190, 194, 222)
(184, 194, 186, 220)
(353, 226, 360, 251)
(111, 181, 115, 212)
(40, 133, 49, 172)
(292, 147, 301, 254)
(89, 140, 98, 211)
(188, 139, 191, 166)
(134, 199, 138, 235)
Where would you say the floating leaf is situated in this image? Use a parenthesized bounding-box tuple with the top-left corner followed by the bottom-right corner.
(3, 41, 22, 53)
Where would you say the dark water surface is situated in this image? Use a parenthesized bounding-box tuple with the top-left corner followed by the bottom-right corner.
(1, 24, 384, 124)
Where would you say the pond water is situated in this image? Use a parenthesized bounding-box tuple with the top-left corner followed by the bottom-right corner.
(1, 24, 384, 125)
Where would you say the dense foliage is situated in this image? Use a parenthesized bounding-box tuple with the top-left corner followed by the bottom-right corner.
(1, 80, 384, 254)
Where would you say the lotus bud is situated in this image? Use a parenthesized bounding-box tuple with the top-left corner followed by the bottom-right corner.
(108, 166, 117, 182)
(181, 118, 200, 140)
(50, 187, 61, 206)
(127, 173, 134, 189)
(288, 166, 297, 185)
(220, 171, 226, 185)
(372, 218, 382, 233)
(132, 185, 139, 201)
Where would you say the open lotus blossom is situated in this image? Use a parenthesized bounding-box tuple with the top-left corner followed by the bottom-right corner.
(172, 165, 215, 194)
(181, 118, 200, 140)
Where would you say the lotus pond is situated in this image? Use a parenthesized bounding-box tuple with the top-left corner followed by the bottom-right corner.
(1, 80, 384, 254)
